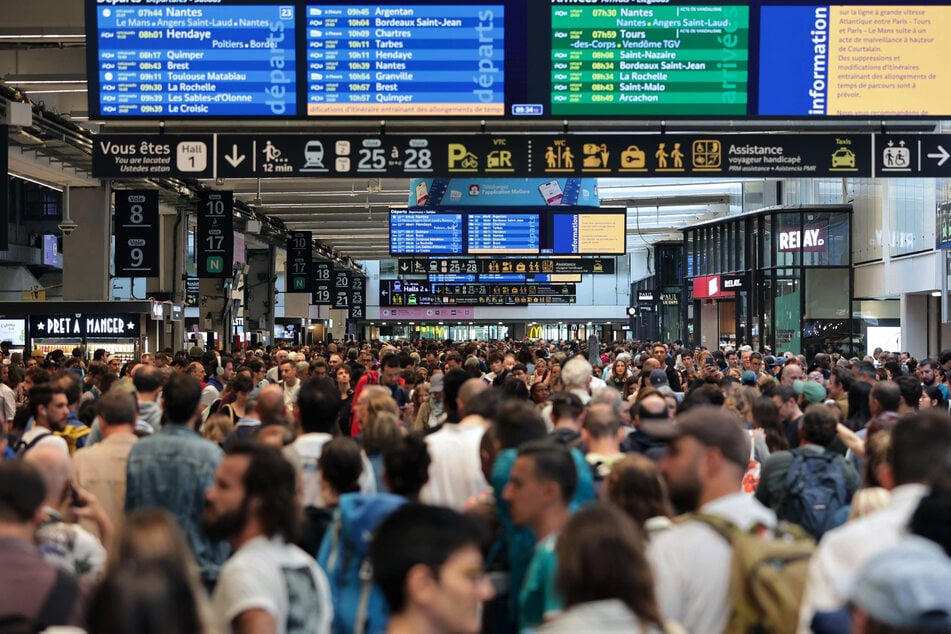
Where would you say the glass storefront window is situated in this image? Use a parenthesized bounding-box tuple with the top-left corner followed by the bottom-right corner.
(802, 211, 850, 267)
(774, 275, 801, 355)
(774, 212, 802, 268)
(805, 269, 849, 319)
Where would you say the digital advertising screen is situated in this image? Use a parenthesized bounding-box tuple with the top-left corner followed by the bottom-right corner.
(388, 207, 626, 256)
(85, 0, 951, 120)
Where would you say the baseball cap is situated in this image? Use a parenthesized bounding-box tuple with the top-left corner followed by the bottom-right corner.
(771, 356, 788, 368)
(649, 369, 669, 388)
(794, 379, 827, 404)
(847, 536, 951, 629)
(641, 406, 751, 469)
(429, 373, 445, 394)
(741, 370, 758, 386)
(188, 345, 204, 360)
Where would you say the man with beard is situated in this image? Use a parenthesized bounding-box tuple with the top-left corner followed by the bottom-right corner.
(917, 358, 949, 401)
(203, 441, 332, 634)
(644, 407, 776, 634)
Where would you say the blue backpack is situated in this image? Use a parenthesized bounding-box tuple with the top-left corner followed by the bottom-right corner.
(779, 449, 849, 540)
(317, 493, 406, 634)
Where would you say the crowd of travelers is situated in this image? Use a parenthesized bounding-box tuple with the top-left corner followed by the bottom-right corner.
(2, 337, 951, 634)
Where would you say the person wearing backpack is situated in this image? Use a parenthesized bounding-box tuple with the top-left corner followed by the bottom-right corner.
(755, 402, 861, 540)
(647, 406, 813, 634)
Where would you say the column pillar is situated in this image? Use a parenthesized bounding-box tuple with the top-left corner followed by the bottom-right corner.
(63, 186, 111, 301)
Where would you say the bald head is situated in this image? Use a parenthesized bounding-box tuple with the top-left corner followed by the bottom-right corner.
(23, 445, 71, 506)
(255, 384, 287, 425)
(458, 378, 489, 417)
(584, 403, 620, 440)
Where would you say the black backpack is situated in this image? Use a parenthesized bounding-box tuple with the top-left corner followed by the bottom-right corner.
(778, 449, 849, 540)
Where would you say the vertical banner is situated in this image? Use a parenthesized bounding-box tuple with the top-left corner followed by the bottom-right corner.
(311, 261, 333, 305)
(196, 191, 233, 278)
(286, 230, 312, 293)
(0, 126, 7, 251)
(349, 274, 366, 320)
(332, 268, 351, 309)
(114, 189, 159, 277)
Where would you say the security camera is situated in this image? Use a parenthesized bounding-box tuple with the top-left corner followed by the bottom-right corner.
(58, 219, 78, 237)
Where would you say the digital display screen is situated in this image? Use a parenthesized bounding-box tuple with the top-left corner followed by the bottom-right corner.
(389, 207, 626, 256)
(549, 4, 749, 116)
(306, 5, 504, 116)
(758, 5, 950, 116)
(86, 0, 951, 120)
(89, 1, 297, 117)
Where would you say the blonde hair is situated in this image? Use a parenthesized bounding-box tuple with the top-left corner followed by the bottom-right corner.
(848, 487, 891, 521)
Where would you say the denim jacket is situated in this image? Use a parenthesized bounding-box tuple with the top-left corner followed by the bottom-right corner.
(125, 424, 229, 581)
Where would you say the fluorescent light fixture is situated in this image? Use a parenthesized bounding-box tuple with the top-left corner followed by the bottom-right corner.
(9, 173, 63, 192)
(4, 74, 87, 85)
(933, 291, 943, 297)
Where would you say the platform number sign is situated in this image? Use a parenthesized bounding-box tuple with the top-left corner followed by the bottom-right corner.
(349, 275, 366, 320)
(114, 190, 159, 277)
(311, 262, 333, 305)
(286, 231, 312, 293)
(333, 269, 351, 309)
(197, 191, 233, 278)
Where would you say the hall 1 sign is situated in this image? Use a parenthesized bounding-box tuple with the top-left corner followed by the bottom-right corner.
(196, 191, 234, 278)
(114, 190, 160, 277)
(29, 314, 141, 340)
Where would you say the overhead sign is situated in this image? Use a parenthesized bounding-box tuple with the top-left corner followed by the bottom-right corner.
(93, 133, 879, 179)
(777, 227, 827, 253)
(29, 314, 141, 340)
(114, 190, 160, 277)
(380, 280, 576, 306)
(196, 191, 234, 278)
(185, 276, 200, 307)
(332, 268, 351, 309)
(408, 178, 600, 207)
(311, 261, 333, 305)
(397, 256, 615, 276)
(349, 275, 367, 320)
(92, 134, 213, 179)
(88, 2, 296, 118)
(86, 1, 949, 121)
(390, 208, 626, 256)
(637, 291, 655, 302)
(286, 231, 312, 293)
(381, 307, 476, 320)
(875, 135, 951, 178)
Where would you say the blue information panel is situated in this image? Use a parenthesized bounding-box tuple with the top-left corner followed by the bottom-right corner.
(389, 210, 464, 255)
(89, 2, 296, 117)
(306, 5, 504, 116)
(389, 207, 625, 256)
(468, 214, 540, 254)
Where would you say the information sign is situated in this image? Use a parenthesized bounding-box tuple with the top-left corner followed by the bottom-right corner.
(196, 191, 234, 278)
(114, 190, 160, 277)
(286, 231, 312, 293)
(311, 261, 333, 305)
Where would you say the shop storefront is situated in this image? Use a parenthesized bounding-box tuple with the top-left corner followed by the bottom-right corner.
(683, 205, 856, 358)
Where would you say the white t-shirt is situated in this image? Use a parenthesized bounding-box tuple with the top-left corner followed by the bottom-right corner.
(213, 535, 333, 634)
(18, 426, 69, 455)
(420, 418, 489, 510)
(284, 433, 376, 508)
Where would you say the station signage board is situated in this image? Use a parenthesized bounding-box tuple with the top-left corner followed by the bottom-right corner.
(286, 231, 312, 293)
(29, 314, 141, 339)
(311, 262, 333, 305)
(93, 132, 880, 180)
(196, 191, 234, 278)
(114, 189, 160, 277)
(397, 256, 615, 276)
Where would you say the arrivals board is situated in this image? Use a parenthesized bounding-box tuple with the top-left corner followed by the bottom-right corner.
(389, 208, 626, 256)
(86, 0, 951, 120)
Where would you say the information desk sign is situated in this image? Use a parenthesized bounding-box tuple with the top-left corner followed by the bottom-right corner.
(114, 190, 160, 277)
(286, 231, 312, 293)
(311, 262, 333, 305)
(196, 191, 234, 278)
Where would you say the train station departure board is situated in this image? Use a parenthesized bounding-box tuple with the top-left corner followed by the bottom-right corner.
(86, 0, 951, 120)
(389, 208, 626, 256)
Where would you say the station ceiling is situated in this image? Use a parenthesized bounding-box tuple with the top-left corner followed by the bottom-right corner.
(0, 2, 780, 261)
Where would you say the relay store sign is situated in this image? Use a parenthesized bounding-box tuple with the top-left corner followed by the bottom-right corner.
(29, 314, 141, 340)
(778, 227, 827, 252)
(693, 275, 743, 300)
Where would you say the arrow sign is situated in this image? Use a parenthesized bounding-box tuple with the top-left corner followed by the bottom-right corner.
(928, 145, 950, 167)
(224, 145, 246, 168)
